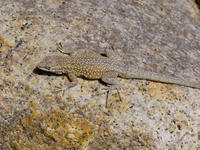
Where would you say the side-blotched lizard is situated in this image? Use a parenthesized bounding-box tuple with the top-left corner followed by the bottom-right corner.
(37, 43, 200, 103)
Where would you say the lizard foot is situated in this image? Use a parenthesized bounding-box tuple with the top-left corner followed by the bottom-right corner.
(106, 85, 122, 108)
(53, 82, 77, 93)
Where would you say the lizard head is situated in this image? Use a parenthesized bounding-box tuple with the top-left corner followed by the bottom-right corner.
(37, 55, 66, 74)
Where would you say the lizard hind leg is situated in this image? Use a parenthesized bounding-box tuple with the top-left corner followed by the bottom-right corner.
(101, 72, 122, 108)
(106, 85, 122, 108)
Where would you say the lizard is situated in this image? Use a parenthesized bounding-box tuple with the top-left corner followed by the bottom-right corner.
(37, 43, 200, 105)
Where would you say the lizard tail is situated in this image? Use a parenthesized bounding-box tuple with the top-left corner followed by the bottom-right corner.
(125, 68, 200, 89)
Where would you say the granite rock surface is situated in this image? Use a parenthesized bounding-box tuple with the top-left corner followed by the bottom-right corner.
(0, 0, 200, 149)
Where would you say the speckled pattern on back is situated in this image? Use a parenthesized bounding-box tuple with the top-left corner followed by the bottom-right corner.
(37, 49, 200, 89)
(64, 53, 128, 79)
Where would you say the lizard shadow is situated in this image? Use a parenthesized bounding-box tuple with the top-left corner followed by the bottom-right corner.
(33, 67, 107, 86)
(33, 67, 62, 77)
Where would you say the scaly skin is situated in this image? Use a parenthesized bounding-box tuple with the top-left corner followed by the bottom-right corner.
(37, 48, 200, 89)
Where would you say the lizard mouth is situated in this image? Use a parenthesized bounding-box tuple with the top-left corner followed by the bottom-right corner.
(37, 65, 50, 71)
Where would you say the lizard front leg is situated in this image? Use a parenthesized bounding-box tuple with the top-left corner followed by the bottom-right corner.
(67, 72, 78, 88)
(57, 42, 98, 56)
(55, 72, 78, 92)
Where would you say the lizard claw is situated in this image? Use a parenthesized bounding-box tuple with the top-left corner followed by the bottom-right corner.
(106, 85, 122, 108)
(53, 81, 78, 93)
(52, 85, 66, 93)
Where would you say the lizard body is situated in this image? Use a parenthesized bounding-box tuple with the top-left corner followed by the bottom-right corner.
(37, 46, 200, 90)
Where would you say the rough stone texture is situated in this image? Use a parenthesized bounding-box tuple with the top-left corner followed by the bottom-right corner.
(0, 0, 200, 149)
